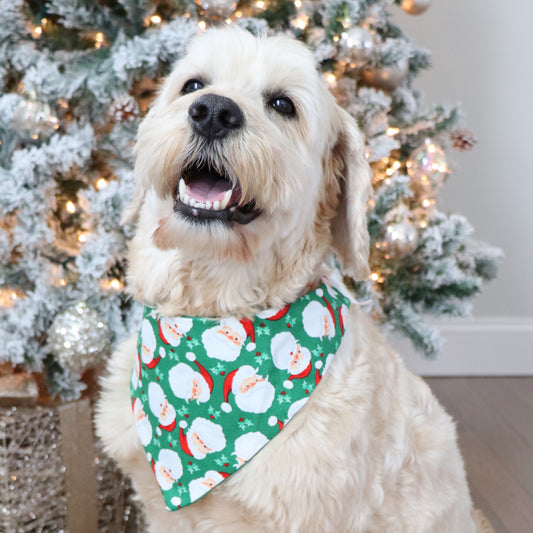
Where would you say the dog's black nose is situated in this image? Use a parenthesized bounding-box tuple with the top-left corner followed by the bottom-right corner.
(188, 94, 244, 140)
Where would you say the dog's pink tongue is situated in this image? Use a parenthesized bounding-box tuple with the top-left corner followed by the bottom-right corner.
(187, 176, 241, 203)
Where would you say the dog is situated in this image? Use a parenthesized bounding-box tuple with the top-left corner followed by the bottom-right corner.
(95, 27, 478, 532)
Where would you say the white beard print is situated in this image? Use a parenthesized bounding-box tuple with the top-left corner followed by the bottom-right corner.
(234, 380, 275, 414)
(201, 326, 243, 362)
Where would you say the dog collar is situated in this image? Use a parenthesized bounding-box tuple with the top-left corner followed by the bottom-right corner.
(130, 280, 351, 511)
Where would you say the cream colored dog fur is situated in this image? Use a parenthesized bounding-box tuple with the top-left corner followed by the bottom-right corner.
(95, 28, 478, 532)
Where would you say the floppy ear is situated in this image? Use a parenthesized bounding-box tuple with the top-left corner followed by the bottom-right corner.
(329, 107, 373, 281)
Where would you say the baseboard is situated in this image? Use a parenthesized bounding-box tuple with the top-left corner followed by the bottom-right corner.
(389, 317, 533, 376)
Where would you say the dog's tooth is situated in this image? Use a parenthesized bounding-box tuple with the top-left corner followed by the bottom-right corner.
(182, 191, 190, 205)
(179, 179, 186, 200)
(220, 190, 232, 210)
(192, 208, 198, 216)
(205, 201, 212, 210)
(212, 200, 220, 210)
(230, 206, 236, 212)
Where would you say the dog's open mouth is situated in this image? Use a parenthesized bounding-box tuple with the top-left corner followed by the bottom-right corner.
(174, 163, 261, 225)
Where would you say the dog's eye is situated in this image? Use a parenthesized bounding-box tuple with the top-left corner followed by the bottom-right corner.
(269, 96, 296, 117)
(182, 79, 204, 95)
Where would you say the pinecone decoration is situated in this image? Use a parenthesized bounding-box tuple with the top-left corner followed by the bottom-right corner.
(450, 129, 477, 151)
(109, 95, 139, 122)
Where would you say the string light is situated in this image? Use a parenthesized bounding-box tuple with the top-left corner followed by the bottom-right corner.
(370, 273, 379, 282)
(198, 20, 207, 30)
(66, 201, 76, 214)
(422, 199, 431, 207)
(419, 220, 427, 228)
(235, 10, 243, 17)
(94, 32, 105, 49)
(256, 1, 266, 8)
(32, 26, 42, 39)
(386, 127, 400, 136)
(294, 0, 302, 7)
(150, 14, 162, 24)
(110, 279, 123, 290)
(291, 14, 309, 30)
(78, 233, 87, 243)
(385, 160, 401, 176)
(96, 177, 108, 190)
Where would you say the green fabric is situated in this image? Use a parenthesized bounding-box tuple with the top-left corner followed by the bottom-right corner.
(130, 281, 351, 511)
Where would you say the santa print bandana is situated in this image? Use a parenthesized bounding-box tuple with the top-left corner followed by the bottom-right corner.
(130, 280, 351, 511)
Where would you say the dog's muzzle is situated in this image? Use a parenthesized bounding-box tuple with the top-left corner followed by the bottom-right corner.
(174, 95, 261, 226)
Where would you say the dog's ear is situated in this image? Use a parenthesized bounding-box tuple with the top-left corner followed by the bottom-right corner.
(328, 107, 373, 281)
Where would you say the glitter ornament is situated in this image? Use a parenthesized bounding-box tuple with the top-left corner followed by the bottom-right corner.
(47, 302, 111, 372)
(337, 27, 375, 69)
(406, 138, 449, 198)
(381, 219, 419, 258)
(194, 0, 237, 19)
(401, 0, 431, 15)
(361, 57, 409, 91)
(12, 95, 59, 141)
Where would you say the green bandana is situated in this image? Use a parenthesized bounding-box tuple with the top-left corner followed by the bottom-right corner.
(130, 280, 351, 511)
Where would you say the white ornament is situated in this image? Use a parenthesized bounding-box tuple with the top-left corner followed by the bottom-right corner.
(194, 0, 237, 19)
(12, 95, 59, 141)
(381, 220, 419, 258)
(337, 27, 375, 69)
(47, 301, 111, 372)
(406, 138, 449, 198)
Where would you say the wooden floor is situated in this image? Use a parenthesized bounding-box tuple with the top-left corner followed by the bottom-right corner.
(425, 378, 533, 533)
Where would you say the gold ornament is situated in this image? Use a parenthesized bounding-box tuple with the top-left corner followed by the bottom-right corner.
(401, 0, 432, 15)
(361, 57, 409, 92)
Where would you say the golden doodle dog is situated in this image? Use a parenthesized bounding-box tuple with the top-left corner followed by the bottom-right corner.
(96, 28, 478, 532)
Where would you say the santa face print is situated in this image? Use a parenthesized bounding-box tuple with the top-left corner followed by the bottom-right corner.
(131, 352, 141, 389)
(133, 397, 152, 446)
(188, 471, 226, 503)
(271, 332, 311, 376)
(186, 418, 226, 460)
(160, 317, 193, 346)
(302, 300, 335, 340)
(154, 449, 183, 491)
(233, 431, 269, 468)
(232, 366, 275, 414)
(201, 318, 246, 362)
(148, 382, 176, 429)
(169, 362, 211, 404)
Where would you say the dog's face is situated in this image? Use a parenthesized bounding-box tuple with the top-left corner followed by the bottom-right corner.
(126, 28, 371, 312)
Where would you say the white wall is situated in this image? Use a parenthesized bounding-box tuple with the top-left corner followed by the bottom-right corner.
(390, 1, 533, 373)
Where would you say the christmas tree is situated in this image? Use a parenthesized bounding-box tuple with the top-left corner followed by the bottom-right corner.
(0, 0, 501, 401)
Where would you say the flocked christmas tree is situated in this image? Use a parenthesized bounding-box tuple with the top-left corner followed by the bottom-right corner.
(0, 0, 501, 401)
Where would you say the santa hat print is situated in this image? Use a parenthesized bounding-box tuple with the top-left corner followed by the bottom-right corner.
(319, 291, 337, 330)
(221, 368, 240, 412)
(239, 318, 256, 351)
(179, 421, 193, 457)
(283, 360, 312, 390)
(256, 304, 290, 321)
(268, 416, 284, 431)
(187, 352, 214, 392)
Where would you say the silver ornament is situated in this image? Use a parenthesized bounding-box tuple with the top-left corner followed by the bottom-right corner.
(12, 96, 59, 141)
(381, 220, 419, 258)
(337, 27, 375, 69)
(47, 301, 111, 372)
(401, 0, 431, 15)
(361, 57, 409, 91)
(406, 138, 449, 198)
(194, 0, 237, 19)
